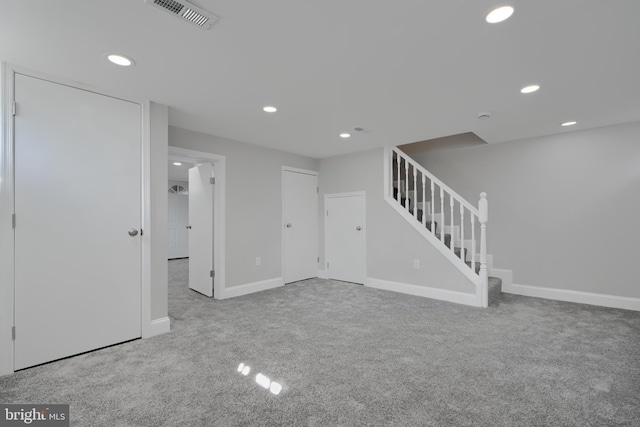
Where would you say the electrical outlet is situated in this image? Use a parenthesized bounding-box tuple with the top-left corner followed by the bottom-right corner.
(413, 259, 420, 269)
(256, 257, 261, 266)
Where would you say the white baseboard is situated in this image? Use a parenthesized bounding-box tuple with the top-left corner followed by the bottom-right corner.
(503, 282, 640, 312)
(148, 317, 170, 337)
(222, 277, 284, 299)
(317, 270, 329, 279)
(365, 278, 480, 307)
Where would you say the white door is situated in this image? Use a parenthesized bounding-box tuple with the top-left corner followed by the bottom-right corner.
(188, 164, 214, 297)
(283, 170, 318, 283)
(14, 73, 142, 370)
(326, 193, 366, 284)
(168, 184, 189, 259)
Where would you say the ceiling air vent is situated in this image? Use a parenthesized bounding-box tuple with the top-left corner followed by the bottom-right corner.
(353, 127, 372, 134)
(145, 0, 218, 30)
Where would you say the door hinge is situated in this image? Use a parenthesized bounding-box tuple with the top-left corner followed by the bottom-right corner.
(12, 101, 16, 116)
(327, 262, 329, 269)
(210, 177, 215, 185)
(12, 213, 16, 228)
(317, 186, 319, 193)
(210, 270, 215, 278)
(317, 257, 319, 263)
(12, 326, 15, 341)
(326, 210, 329, 216)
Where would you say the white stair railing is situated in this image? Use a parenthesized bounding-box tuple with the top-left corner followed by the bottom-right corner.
(384, 147, 489, 307)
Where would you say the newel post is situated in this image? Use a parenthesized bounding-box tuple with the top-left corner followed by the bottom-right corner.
(479, 192, 489, 308)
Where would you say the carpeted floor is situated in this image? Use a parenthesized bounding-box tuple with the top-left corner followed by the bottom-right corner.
(1, 259, 639, 426)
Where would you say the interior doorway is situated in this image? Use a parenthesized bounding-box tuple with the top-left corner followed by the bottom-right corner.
(168, 147, 226, 299)
(168, 159, 192, 260)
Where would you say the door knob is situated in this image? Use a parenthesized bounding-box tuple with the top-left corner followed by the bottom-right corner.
(186, 225, 192, 229)
(286, 223, 292, 228)
(356, 226, 362, 231)
(128, 228, 139, 236)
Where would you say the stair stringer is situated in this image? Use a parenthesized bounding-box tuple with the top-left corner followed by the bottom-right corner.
(384, 194, 483, 307)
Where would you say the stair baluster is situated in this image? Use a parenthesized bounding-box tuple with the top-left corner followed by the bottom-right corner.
(460, 204, 465, 263)
(439, 186, 445, 244)
(404, 158, 409, 212)
(430, 181, 435, 235)
(449, 195, 454, 250)
(421, 175, 426, 227)
(413, 167, 417, 218)
(396, 153, 401, 202)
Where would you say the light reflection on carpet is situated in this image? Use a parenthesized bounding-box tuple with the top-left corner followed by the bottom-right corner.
(237, 363, 283, 395)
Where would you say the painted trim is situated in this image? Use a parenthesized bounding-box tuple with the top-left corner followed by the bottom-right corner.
(366, 278, 481, 307)
(281, 166, 319, 284)
(222, 277, 284, 299)
(282, 166, 318, 176)
(317, 270, 329, 279)
(149, 317, 171, 336)
(0, 63, 15, 376)
(141, 102, 152, 339)
(324, 191, 367, 284)
(168, 147, 226, 300)
(503, 282, 640, 312)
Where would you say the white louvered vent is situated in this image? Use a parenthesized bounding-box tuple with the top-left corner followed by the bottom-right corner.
(145, 0, 218, 30)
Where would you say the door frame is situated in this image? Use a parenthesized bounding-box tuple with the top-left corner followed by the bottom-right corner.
(281, 166, 319, 282)
(0, 62, 151, 375)
(324, 191, 367, 282)
(168, 147, 226, 299)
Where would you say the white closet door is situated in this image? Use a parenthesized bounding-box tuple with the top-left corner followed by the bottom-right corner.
(14, 73, 142, 370)
(188, 163, 214, 297)
(283, 170, 318, 283)
(326, 194, 366, 284)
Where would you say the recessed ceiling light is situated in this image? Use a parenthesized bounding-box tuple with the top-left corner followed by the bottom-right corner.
(561, 121, 577, 127)
(486, 6, 514, 23)
(520, 84, 540, 94)
(263, 106, 277, 113)
(173, 162, 182, 166)
(340, 133, 351, 138)
(107, 54, 135, 67)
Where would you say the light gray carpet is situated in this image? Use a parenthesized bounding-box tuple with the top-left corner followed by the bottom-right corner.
(1, 259, 639, 426)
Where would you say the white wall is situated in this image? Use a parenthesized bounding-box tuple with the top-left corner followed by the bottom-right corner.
(412, 121, 640, 299)
(169, 126, 319, 288)
(319, 148, 474, 294)
(149, 102, 169, 323)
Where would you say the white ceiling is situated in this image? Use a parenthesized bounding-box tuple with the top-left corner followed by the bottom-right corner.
(2, 0, 639, 159)
(168, 160, 194, 182)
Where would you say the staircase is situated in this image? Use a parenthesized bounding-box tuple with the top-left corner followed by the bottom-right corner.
(384, 147, 502, 307)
